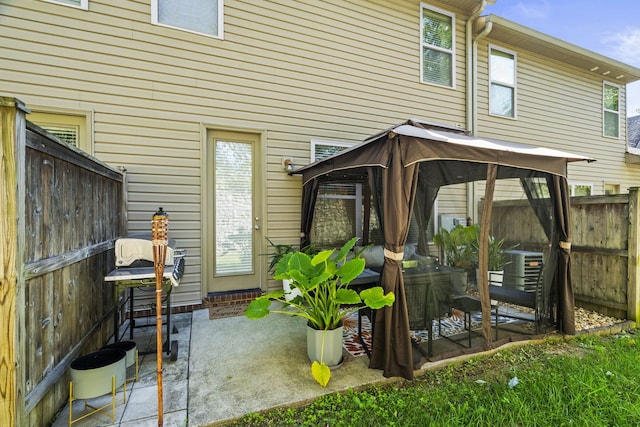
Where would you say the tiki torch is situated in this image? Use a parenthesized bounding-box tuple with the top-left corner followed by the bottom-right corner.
(151, 207, 168, 427)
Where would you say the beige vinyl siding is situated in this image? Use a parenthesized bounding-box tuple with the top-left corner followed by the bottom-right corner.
(1, 0, 471, 302)
(475, 38, 640, 196)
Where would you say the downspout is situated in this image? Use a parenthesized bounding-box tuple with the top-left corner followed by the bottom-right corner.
(465, 1, 494, 221)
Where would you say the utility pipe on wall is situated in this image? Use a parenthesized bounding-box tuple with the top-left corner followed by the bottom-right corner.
(465, 0, 495, 220)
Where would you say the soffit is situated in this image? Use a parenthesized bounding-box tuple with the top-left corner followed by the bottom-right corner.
(476, 15, 640, 85)
(431, 0, 481, 15)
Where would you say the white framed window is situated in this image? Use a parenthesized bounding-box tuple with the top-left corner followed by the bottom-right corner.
(420, 4, 455, 88)
(489, 45, 517, 118)
(151, 0, 224, 39)
(603, 82, 620, 138)
(569, 183, 593, 197)
(42, 0, 88, 9)
(28, 110, 92, 154)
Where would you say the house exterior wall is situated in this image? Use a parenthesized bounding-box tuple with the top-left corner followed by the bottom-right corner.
(0, 0, 474, 303)
(2, 0, 638, 305)
(475, 37, 640, 195)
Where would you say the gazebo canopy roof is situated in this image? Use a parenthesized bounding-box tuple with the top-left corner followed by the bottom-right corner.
(294, 119, 593, 184)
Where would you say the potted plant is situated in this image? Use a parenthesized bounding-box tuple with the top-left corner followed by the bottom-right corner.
(433, 224, 478, 294)
(245, 237, 395, 387)
(472, 232, 516, 287)
(265, 238, 316, 301)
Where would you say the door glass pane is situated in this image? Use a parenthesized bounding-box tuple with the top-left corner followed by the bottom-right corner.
(215, 140, 253, 275)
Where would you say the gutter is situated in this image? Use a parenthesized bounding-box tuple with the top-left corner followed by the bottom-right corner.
(465, 0, 494, 219)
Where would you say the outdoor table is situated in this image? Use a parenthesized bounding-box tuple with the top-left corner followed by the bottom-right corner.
(104, 266, 178, 358)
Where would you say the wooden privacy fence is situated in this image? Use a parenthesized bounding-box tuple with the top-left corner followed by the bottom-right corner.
(491, 191, 640, 321)
(1, 98, 126, 427)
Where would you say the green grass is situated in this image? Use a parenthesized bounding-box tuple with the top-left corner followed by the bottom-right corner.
(225, 330, 640, 426)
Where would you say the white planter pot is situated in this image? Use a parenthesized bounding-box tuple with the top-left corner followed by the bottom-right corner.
(70, 348, 127, 399)
(282, 279, 302, 302)
(306, 324, 344, 368)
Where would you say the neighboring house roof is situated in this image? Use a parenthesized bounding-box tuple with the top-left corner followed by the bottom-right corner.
(477, 15, 640, 85)
(629, 116, 640, 149)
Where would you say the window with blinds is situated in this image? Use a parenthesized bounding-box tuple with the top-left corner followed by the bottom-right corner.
(311, 141, 361, 246)
(43, 125, 79, 147)
(28, 111, 89, 152)
(420, 5, 455, 87)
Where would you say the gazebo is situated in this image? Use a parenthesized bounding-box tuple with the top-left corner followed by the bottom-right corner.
(293, 119, 593, 380)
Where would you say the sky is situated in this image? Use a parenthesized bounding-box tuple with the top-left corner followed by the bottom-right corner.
(485, 0, 640, 117)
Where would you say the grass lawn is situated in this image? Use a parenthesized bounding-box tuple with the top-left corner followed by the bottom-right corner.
(226, 330, 640, 426)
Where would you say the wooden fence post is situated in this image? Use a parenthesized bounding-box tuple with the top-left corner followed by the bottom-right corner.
(628, 187, 640, 322)
(0, 97, 28, 427)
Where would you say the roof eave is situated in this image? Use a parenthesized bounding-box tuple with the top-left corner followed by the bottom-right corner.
(477, 15, 640, 85)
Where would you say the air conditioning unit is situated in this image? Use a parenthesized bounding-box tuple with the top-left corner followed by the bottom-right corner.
(438, 214, 467, 231)
(503, 250, 544, 291)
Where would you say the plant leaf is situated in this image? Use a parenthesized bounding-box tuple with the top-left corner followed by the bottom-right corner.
(336, 258, 366, 284)
(360, 287, 395, 309)
(311, 249, 334, 266)
(335, 288, 361, 305)
(334, 236, 360, 261)
(244, 297, 272, 319)
(311, 361, 331, 387)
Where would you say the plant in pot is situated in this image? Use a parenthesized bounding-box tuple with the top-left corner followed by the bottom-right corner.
(433, 224, 478, 294)
(265, 238, 317, 301)
(472, 233, 516, 286)
(245, 237, 395, 387)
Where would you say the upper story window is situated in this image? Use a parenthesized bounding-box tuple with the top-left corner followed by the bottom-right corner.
(152, 0, 224, 39)
(603, 82, 620, 138)
(489, 46, 517, 118)
(43, 0, 88, 9)
(420, 4, 455, 88)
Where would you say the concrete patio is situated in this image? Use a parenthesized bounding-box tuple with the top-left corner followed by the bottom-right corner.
(51, 304, 627, 427)
(51, 307, 397, 427)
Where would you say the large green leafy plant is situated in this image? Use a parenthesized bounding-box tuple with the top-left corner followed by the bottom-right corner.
(245, 237, 395, 386)
(433, 224, 478, 269)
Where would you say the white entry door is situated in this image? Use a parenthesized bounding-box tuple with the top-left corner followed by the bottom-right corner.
(205, 130, 262, 293)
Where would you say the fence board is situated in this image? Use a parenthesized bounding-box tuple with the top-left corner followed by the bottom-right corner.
(492, 193, 632, 319)
(2, 98, 125, 426)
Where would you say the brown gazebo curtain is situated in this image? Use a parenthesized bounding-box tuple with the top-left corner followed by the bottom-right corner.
(367, 136, 419, 380)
